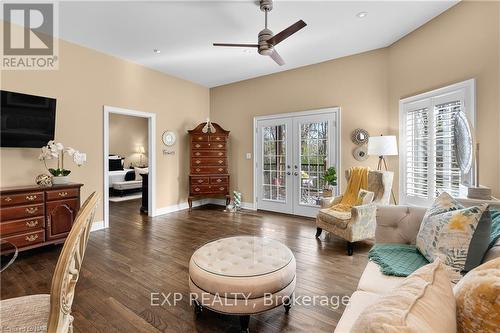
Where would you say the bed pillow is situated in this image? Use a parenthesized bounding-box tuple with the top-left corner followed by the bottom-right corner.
(134, 167, 148, 180)
(416, 193, 487, 272)
(124, 170, 135, 181)
(109, 159, 123, 171)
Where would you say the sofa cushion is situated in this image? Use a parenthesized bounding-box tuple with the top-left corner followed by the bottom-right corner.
(351, 259, 456, 333)
(357, 261, 405, 294)
(416, 192, 487, 272)
(113, 180, 142, 190)
(454, 257, 500, 333)
(334, 291, 380, 333)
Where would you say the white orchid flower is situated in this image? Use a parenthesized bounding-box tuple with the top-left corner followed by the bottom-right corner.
(55, 142, 64, 151)
(65, 147, 76, 156)
(73, 152, 87, 166)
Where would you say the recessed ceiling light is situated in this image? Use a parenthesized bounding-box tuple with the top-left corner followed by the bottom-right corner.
(356, 12, 368, 18)
(153, 49, 161, 54)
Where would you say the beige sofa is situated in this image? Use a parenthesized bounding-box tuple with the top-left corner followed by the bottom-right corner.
(334, 205, 500, 332)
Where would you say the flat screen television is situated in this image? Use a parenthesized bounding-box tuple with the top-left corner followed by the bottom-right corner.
(1, 90, 56, 148)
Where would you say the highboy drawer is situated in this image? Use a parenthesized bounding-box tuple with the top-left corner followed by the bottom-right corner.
(191, 142, 226, 150)
(191, 158, 227, 167)
(209, 135, 227, 142)
(191, 177, 210, 185)
(210, 176, 229, 185)
(191, 167, 228, 174)
(1, 192, 44, 207)
(192, 150, 226, 158)
(192, 135, 209, 142)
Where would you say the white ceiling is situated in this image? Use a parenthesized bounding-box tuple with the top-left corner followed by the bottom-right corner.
(59, 1, 458, 87)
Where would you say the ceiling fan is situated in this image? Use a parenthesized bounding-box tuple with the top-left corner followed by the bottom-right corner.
(213, 0, 306, 66)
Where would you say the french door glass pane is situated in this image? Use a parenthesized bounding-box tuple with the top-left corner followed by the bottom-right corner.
(262, 125, 286, 202)
(300, 121, 328, 206)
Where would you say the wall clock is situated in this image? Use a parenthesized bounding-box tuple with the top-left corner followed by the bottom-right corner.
(162, 131, 176, 146)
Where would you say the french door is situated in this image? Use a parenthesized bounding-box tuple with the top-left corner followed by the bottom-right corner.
(255, 109, 340, 217)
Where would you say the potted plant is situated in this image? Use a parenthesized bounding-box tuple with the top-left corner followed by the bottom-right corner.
(323, 166, 337, 197)
(39, 141, 86, 185)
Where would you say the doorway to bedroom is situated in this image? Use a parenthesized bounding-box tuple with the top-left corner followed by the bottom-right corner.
(103, 106, 156, 229)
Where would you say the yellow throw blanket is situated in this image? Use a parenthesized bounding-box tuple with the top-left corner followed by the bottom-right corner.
(330, 166, 369, 212)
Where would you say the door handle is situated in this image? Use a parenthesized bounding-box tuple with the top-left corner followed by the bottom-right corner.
(293, 172, 299, 176)
(286, 172, 291, 176)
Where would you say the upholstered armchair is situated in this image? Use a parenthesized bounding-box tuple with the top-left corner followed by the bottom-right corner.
(315, 170, 394, 255)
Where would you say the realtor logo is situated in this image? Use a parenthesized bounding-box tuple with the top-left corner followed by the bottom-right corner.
(2, 2, 58, 70)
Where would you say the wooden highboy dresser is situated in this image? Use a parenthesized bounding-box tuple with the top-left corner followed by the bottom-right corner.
(188, 122, 230, 210)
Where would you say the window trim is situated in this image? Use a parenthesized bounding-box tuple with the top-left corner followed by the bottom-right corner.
(399, 79, 476, 206)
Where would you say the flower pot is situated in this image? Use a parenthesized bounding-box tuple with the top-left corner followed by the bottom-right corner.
(52, 175, 69, 185)
(323, 188, 333, 197)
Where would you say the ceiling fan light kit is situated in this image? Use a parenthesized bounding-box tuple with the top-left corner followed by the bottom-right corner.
(213, 0, 306, 66)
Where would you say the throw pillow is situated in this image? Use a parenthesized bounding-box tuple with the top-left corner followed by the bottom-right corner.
(124, 170, 135, 181)
(134, 167, 148, 181)
(454, 257, 500, 333)
(416, 192, 487, 272)
(357, 189, 374, 205)
(351, 259, 456, 333)
(464, 209, 491, 271)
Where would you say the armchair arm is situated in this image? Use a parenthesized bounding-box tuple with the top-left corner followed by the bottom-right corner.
(346, 203, 378, 242)
(375, 205, 427, 245)
(320, 195, 343, 209)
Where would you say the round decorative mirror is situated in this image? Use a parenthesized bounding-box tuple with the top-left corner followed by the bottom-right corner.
(351, 128, 369, 145)
(453, 112, 473, 174)
(353, 146, 368, 161)
(162, 131, 176, 146)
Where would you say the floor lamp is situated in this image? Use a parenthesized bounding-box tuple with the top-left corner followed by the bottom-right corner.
(368, 135, 398, 204)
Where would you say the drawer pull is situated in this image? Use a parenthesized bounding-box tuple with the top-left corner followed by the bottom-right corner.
(195, 188, 200, 192)
(195, 144, 201, 148)
(26, 220, 39, 228)
(218, 152, 223, 156)
(25, 234, 39, 242)
(215, 137, 221, 141)
(217, 144, 223, 148)
(218, 168, 223, 172)
(195, 152, 200, 156)
(197, 180, 204, 183)
(4, 197, 12, 202)
(218, 160, 223, 164)
(25, 207, 38, 214)
(195, 160, 201, 164)
(198, 136, 203, 140)
(26, 195, 37, 201)
(216, 179, 222, 183)
(58, 192, 68, 197)
(219, 187, 225, 191)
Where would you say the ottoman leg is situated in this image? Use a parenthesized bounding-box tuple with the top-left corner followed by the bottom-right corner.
(192, 299, 203, 316)
(239, 315, 250, 333)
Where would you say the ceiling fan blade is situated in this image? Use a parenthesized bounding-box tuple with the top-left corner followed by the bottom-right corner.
(267, 20, 307, 46)
(269, 49, 285, 66)
(213, 43, 258, 47)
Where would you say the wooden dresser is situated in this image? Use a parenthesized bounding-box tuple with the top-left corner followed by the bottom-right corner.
(188, 122, 230, 210)
(0, 183, 83, 253)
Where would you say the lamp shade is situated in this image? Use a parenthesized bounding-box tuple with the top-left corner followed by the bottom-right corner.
(136, 146, 146, 154)
(367, 135, 398, 156)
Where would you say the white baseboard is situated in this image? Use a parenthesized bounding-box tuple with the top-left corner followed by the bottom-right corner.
(153, 198, 256, 217)
(91, 220, 105, 232)
(205, 198, 256, 210)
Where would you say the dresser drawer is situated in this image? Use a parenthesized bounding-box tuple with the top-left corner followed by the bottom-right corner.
(192, 150, 226, 158)
(1, 192, 44, 207)
(191, 177, 210, 185)
(192, 158, 227, 167)
(192, 135, 209, 142)
(191, 142, 226, 150)
(0, 203, 44, 221)
(0, 216, 45, 236)
(46, 188, 79, 201)
(210, 176, 229, 185)
(209, 135, 227, 142)
(191, 185, 228, 194)
(3, 230, 45, 248)
(191, 166, 228, 174)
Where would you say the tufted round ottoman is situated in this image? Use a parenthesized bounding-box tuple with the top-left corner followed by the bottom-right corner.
(189, 236, 296, 332)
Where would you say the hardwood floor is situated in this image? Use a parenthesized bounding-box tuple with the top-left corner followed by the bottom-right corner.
(1, 199, 373, 332)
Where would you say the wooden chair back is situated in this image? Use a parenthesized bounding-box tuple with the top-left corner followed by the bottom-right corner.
(47, 192, 100, 332)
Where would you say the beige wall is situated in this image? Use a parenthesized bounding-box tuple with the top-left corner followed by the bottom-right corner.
(109, 113, 148, 168)
(1, 38, 209, 221)
(210, 49, 390, 202)
(388, 1, 500, 197)
(210, 1, 500, 202)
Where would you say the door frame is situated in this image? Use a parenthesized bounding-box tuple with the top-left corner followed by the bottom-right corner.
(253, 107, 341, 216)
(103, 105, 156, 229)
